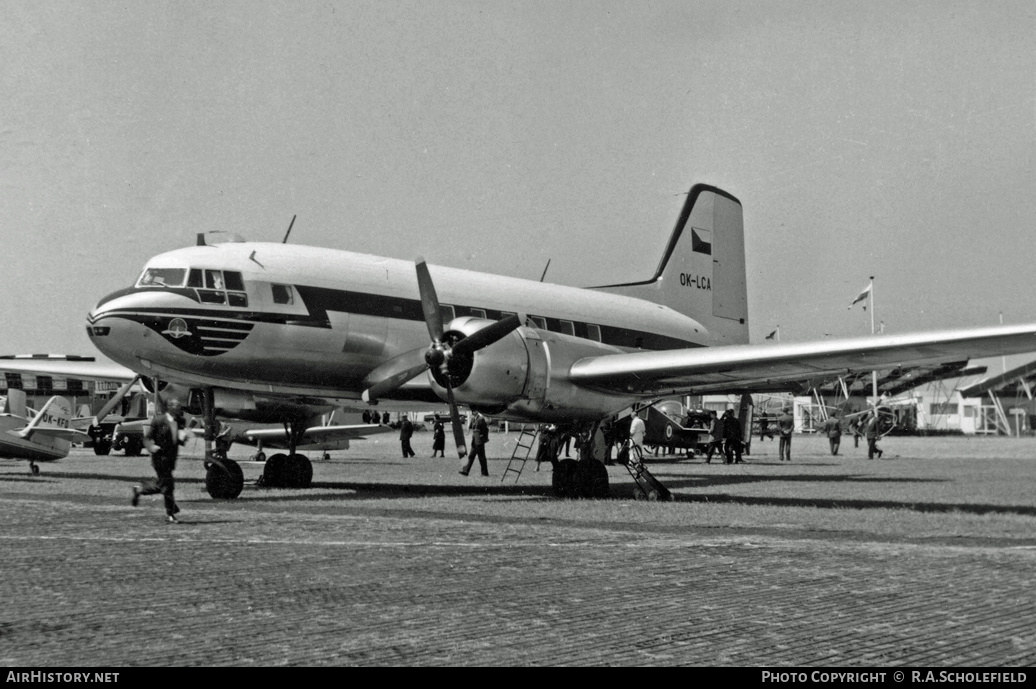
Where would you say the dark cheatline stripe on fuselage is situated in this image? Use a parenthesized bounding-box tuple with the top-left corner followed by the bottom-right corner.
(97, 284, 703, 352)
(294, 285, 701, 351)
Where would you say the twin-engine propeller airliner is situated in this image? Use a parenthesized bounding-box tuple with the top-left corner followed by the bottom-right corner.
(76, 183, 1036, 498)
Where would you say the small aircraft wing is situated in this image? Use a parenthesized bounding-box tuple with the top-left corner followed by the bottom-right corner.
(569, 323, 1036, 398)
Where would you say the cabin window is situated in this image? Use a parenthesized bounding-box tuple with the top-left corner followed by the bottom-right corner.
(224, 271, 244, 291)
(528, 316, 546, 330)
(137, 268, 187, 288)
(470, 308, 486, 319)
(586, 324, 602, 342)
(559, 320, 575, 336)
(440, 305, 455, 323)
(187, 269, 203, 288)
(272, 284, 294, 305)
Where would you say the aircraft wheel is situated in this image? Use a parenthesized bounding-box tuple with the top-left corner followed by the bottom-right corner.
(30, 464, 40, 476)
(284, 454, 313, 489)
(551, 458, 578, 498)
(262, 453, 289, 487)
(574, 458, 609, 499)
(93, 440, 112, 456)
(205, 459, 244, 499)
(123, 436, 143, 456)
(252, 452, 267, 463)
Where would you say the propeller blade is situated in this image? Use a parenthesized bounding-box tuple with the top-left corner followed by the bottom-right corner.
(361, 347, 431, 402)
(451, 314, 521, 358)
(94, 375, 141, 424)
(415, 258, 445, 342)
(444, 380, 467, 459)
(363, 363, 430, 403)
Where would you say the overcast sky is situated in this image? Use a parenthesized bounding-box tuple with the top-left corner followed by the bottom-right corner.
(1, 1, 1033, 371)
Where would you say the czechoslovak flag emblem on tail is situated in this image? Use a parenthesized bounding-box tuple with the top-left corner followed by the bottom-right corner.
(848, 284, 871, 310)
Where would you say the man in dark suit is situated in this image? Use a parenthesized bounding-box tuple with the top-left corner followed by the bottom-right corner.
(460, 411, 490, 476)
(132, 399, 186, 523)
(399, 415, 416, 458)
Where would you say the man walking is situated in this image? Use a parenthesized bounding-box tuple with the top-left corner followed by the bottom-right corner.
(460, 411, 490, 476)
(822, 412, 843, 456)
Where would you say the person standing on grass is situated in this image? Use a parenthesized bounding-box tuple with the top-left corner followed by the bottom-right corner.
(399, 414, 416, 458)
(431, 414, 446, 457)
(777, 407, 794, 462)
(865, 410, 883, 459)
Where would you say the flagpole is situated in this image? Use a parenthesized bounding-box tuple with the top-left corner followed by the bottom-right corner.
(869, 276, 877, 404)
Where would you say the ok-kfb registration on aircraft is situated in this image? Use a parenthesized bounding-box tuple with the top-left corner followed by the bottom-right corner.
(18, 183, 1036, 499)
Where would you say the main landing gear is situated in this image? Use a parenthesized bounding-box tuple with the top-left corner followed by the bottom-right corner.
(257, 417, 313, 489)
(260, 453, 313, 488)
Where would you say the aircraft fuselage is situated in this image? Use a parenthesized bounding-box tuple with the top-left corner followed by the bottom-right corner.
(87, 242, 709, 421)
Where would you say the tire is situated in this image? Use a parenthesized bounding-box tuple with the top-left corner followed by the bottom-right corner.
(574, 458, 610, 499)
(551, 458, 579, 498)
(122, 436, 143, 457)
(93, 440, 112, 456)
(205, 459, 244, 499)
(262, 453, 288, 487)
(284, 454, 313, 489)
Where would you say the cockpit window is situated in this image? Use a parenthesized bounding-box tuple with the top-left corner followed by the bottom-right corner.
(189, 268, 248, 307)
(137, 268, 187, 288)
(205, 270, 224, 289)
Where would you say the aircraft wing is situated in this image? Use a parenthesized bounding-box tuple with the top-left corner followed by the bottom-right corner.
(569, 323, 1036, 398)
(0, 356, 136, 382)
(243, 423, 394, 444)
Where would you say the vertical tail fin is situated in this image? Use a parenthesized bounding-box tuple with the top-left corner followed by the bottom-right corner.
(3, 389, 28, 418)
(23, 396, 74, 433)
(592, 184, 749, 345)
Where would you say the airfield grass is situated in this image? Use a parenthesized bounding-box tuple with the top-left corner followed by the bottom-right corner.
(6, 432, 1034, 543)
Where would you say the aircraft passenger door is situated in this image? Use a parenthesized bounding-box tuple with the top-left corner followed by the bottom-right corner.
(519, 328, 548, 413)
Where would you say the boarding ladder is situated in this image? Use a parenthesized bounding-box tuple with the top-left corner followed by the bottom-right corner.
(502, 425, 540, 484)
(618, 439, 672, 501)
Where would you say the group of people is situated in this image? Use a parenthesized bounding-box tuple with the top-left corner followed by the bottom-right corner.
(703, 409, 746, 464)
(785, 408, 885, 460)
(362, 410, 391, 425)
(398, 411, 493, 476)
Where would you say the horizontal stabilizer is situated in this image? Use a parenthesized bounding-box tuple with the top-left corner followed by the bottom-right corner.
(18, 396, 87, 441)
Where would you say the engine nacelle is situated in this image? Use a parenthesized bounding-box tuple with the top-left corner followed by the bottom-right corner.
(428, 318, 640, 423)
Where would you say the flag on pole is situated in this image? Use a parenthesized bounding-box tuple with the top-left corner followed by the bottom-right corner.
(765, 329, 778, 340)
(848, 284, 871, 310)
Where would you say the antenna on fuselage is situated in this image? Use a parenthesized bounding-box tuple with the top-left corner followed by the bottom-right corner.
(539, 258, 551, 282)
(282, 215, 297, 244)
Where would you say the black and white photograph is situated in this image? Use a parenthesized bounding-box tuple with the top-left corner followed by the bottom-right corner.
(1, 1, 1033, 669)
